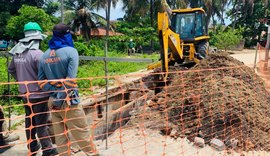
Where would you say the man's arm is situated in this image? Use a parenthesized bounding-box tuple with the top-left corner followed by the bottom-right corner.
(8, 57, 17, 81)
(38, 59, 58, 91)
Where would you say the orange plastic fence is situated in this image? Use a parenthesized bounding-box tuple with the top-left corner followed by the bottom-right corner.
(0, 66, 269, 156)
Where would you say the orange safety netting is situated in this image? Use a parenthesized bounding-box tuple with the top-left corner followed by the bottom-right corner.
(0, 60, 270, 156)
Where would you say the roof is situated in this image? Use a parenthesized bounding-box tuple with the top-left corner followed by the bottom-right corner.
(172, 8, 206, 14)
(90, 28, 123, 37)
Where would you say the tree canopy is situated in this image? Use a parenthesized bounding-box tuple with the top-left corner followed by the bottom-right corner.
(0, 0, 269, 47)
(6, 5, 54, 40)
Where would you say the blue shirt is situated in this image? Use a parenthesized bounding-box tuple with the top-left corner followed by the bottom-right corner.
(38, 47, 79, 107)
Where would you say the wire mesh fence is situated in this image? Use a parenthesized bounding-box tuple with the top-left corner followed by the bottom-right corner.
(0, 60, 269, 155)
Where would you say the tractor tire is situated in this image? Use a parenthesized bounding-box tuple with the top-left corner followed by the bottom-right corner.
(197, 41, 209, 58)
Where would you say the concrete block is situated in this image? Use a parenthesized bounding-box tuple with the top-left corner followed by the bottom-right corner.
(194, 137, 205, 148)
(210, 138, 225, 151)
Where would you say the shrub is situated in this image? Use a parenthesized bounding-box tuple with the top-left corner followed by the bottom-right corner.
(210, 27, 243, 51)
(74, 42, 94, 56)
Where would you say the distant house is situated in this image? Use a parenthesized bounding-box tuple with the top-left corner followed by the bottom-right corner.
(75, 27, 123, 38)
(90, 27, 124, 37)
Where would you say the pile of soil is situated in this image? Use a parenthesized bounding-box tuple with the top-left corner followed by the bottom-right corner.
(146, 53, 270, 151)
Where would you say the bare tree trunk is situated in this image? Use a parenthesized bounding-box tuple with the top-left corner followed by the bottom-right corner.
(221, 0, 225, 25)
(82, 23, 90, 41)
(212, 15, 215, 32)
(233, 0, 240, 30)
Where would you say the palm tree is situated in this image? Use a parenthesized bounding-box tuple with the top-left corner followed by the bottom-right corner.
(64, 0, 118, 41)
(220, 0, 229, 25)
(202, 0, 222, 30)
(122, 0, 227, 32)
(122, 0, 150, 22)
(229, 0, 255, 29)
(167, 0, 189, 9)
(176, 0, 226, 29)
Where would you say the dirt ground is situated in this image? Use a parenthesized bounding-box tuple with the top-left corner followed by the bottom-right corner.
(3, 49, 270, 156)
(170, 53, 269, 149)
(230, 49, 258, 67)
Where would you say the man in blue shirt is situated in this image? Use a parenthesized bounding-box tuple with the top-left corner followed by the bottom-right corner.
(38, 23, 97, 156)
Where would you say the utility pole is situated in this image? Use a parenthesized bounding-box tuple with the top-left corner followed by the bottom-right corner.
(105, 0, 111, 150)
(61, 0, 64, 23)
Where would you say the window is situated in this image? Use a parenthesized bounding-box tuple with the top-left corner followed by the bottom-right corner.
(172, 13, 195, 39)
(195, 13, 207, 37)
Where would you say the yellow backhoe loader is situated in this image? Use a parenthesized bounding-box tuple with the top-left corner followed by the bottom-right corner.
(148, 0, 210, 79)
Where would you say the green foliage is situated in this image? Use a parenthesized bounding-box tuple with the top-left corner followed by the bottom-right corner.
(64, 10, 76, 24)
(44, 0, 60, 15)
(40, 34, 52, 52)
(0, 58, 24, 115)
(108, 36, 127, 52)
(6, 5, 54, 40)
(0, 12, 11, 39)
(210, 26, 243, 51)
(74, 42, 94, 56)
(88, 39, 104, 52)
(111, 21, 158, 52)
(227, 0, 270, 47)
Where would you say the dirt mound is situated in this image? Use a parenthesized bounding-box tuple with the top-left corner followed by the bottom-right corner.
(148, 53, 270, 151)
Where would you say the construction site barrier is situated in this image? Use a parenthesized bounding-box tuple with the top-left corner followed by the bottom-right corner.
(0, 63, 269, 156)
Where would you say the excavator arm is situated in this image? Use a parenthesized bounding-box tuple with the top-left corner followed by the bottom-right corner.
(148, 12, 183, 78)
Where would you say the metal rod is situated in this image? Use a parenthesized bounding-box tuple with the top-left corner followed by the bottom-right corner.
(6, 55, 11, 131)
(79, 56, 153, 62)
(253, 42, 259, 70)
(105, 0, 111, 150)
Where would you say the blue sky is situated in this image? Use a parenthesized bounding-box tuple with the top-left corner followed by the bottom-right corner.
(94, 1, 125, 20)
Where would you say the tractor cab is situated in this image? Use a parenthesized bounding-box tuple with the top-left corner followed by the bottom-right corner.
(171, 8, 208, 42)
